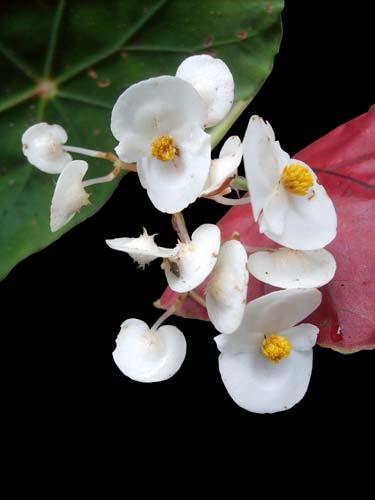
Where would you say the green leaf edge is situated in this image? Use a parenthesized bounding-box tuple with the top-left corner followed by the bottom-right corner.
(0, 6, 283, 281)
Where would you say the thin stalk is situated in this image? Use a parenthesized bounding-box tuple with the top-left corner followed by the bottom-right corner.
(212, 195, 251, 206)
(188, 291, 206, 308)
(64, 145, 101, 157)
(245, 245, 275, 254)
(82, 167, 120, 187)
(150, 305, 176, 332)
(172, 212, 191, 243)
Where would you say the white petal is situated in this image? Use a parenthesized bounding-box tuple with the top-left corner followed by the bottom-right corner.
(215, 331, 264, 354)
(111, 75, 207, 147)
(243, 115, 290, 221)
(201, 136, 243, 195)
(218, 349, 313, 413)
(106, 229, 177, 268)
(206, 240, 249, 334)
(263, 160, 337, 250)
(176, 55, 234, 127)
(235, 288, 322, 335)
(22, 123, 71, 173)
(137, 127, 211, 213)
(281, 324, 319, 351)
(163, 224, 221, 293)
(115, 135, 150, 164)
(248, 248, 336, 289)
(259, 184, 288, 235)
(113, 319, 186, 383)
(50, 160, 90, 232)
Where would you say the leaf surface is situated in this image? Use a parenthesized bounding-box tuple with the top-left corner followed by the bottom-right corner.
(0, 0, 283, 280)
(157, 107, 375, 353)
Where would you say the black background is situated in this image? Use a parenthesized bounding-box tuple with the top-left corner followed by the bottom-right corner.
(1, 1, 374, 453)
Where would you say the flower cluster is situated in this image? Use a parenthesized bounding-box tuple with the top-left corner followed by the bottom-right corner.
(21, 54, 337, 413)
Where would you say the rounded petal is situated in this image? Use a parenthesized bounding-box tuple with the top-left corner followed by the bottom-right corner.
(164, 224, 221, 293)
(215, 330, 264, 354)
(206, 240, 249, 334)
(262, 160, 337, 250)
(248, 248, 336, 289)
(22, 123, 71, 173)
(218, 349, 313, 413)
(111, 76, 207, 149)
(50, 160, 90, 232)
(114, 134, 150, 164)
(243, 115, 290, 221)
(176, 55, 234, 127)
(235, 288, 322, 336)
(106, 229, 177, 268)
(137, 128, 211, 213)
(113, 319, 186, 383)
(259, 184, 288, 235)
(281, 324, 319, 351)
(201, 136, 243, 195)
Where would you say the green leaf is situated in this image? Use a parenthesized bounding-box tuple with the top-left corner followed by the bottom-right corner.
(0, 0, 283, 280)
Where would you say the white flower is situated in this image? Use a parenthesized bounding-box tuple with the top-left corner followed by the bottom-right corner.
(22, 123, 72, 174)
(248, 248, 336, 289)
(176, 55, 234, 127)
(215, 288, 322, 414)
(201, 136, 243, 196)
(50, 160, 90, 232)
(107, 224, 221, 293)
(111, 76, 211, 213)
(113, 318, 186, 383)
(106, 228, 177, 269)
(243, 116, 337, 250)
(206, 240, 249, 334)
(163, 224, 221, 293)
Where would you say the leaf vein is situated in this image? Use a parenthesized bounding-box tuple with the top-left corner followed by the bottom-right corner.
(55, 0, 169, 85)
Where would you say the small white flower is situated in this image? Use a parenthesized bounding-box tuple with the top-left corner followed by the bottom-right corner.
(176, 54, 234, 127)
(215, 288, 322, 414)
(113, 318, 186, 383)
(243, 116, 337, 250)
(50, 160, 90, 232)
(248, 248, 336, 289)
(201, 136, 243, 196)
(22, 123, 72, 174)
(106, 228, 177, 269)
(163, 224, 221, 293)
(206, 240, 249, 334)
(111, 76, 211, 213)
(107, 224, 221, 293)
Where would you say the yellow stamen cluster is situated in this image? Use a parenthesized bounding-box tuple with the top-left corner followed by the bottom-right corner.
(281, 163, 314, 196)
(261, 335, 291, 363)
(151, 135, 176, 162)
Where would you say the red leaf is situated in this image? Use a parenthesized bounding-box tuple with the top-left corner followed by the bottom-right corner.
(157, 107, 375, 353)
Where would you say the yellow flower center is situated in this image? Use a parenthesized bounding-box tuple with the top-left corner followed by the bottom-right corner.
(261, 334, 291, 363)
(281, 163, 313, 196)
(151, 135, 176, 162)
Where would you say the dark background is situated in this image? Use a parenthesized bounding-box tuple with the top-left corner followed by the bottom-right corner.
(1, 1, 374, 450)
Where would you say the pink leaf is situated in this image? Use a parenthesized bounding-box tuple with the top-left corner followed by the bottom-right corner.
(157, 107, 375, 353)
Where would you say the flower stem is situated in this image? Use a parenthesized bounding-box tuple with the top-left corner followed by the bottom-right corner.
(150, 305, 176, 332)
(172, 212, 191, 243)
(82, 166, 121, 187)
(212, 195, 251, 206)
(63, 145, 137, 172)
(96, 151, 137, 172)
(63, 145, 101, 157)
(244, 245, 275, 254)
(188, 290, 206, 308)
(150, 293, 187, 331)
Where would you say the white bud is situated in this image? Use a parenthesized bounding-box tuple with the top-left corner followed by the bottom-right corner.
(22, 123, 72, 173)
